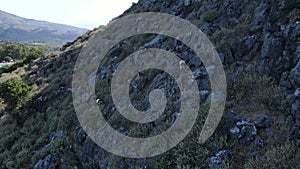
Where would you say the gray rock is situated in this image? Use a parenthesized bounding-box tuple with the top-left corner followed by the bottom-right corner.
(250, 151, 262, 158)
(250, 2, 268, 31)
(255, 114, 273, 128)
(99, 67, 112, 79)
(200, 90, 209, 96)
(5, 161, 14, 169)
(244, 64, 255, 72)
(287, 94, 297, 104)
(33, 154, 56, 169)
(77, 128, 87, 144)
(193, 67, 207, 78)
(208, 150, 232, 169)
(219, 50, 234, 65)
(233, 35, 259, 61)
(290, 121, 300, 139)
(230, 120, 257, 144)
(229, 126, 240, 135)
(180, 51, 192, 62)
(142, 0, 157, 10)
(50, 130, 64, 142)
(290, 60, 300, 87)
(262, 33, 283, 59)
(294, 45, 300, 65)
(295, 88, 300, 98)
(182, 0, 201, 6)
(143, 35, 165, 48)
(265, 128, 277, 140)
(188, 56, 201, 68)
(286, 115, 294, 123)
(291, 100, 300, 120)
(279, 0, 300, 10)
(280, 77, 292, 89)
(183, 0, 191, 6)
(254, 137, 264, 150)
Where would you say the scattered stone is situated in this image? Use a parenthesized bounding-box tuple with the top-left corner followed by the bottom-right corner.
(254, 137, 264, 150)
(287, 94, 296, 104)
(230, 120, 257, 144)
(245, 64, 255, 72)
(255, 114, 274, 128)
(5, 161, 14, 169)
(295, 88, 300, 97)
(143, 35, 165, 48)
(230, 126, 240, 135)
(67, 88, 73, 93)
(250, 151, 262, 158)
(208, 150, 232, 169)
(250, 2, 268, 31)
(77, 128, 87, 144)
(262, 33, 283, 59)
(280, 77, 292, 89)
(99, 67, 112, 79)
(290, 60, 300, 86)
(50, 130, 64, 142)
(33, 154, 56, 169)
(290, 122, 300, 139)
(291, 100, 300, 121)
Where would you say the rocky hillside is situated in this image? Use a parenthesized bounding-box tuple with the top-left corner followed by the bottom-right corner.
(0, 10, 88, 46)
(0, 0, 300, 168)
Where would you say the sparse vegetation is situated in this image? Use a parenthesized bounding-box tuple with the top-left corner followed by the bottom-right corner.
(244, 142, 300, 169)
(202, 11, 218, 23)
(228, 67, 287, 115)
(288, 8, 300, 23)
(152, 103, 211, 168)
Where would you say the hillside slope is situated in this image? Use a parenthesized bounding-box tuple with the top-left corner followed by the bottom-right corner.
(0, 0, 300, 168)
(0, 10, 88, 45)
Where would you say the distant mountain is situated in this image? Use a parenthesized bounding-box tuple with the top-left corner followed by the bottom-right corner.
(0, 10, 88, 46)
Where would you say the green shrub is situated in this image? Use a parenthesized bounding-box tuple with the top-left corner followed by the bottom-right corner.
(0, 43, 45, 61)
(3, 56, 13, 62)
(26, 48, 45, 60)
(244, 142, 300, 169)
(0, 79, 32, 109)
(202, 11, 218, 23)
(152, 103, 211, 168)
(288, 8, 300, 23)
(228, 68, 286, 113)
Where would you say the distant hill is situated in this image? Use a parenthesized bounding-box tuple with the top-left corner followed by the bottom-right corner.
(0, 10, 88, 46)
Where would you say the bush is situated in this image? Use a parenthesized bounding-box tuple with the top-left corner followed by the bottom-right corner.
(0, 79, 32, 109)
(0, 43, 45, 61)
(244, 142, 300, 169)
(25, 48, 45, 61)
(202, 11, 218, 23)
(0, 62, 23, 74)
(228, 68, 286, 113)
(153, 103, 211, 168)
(288, 8, 300, 23)
(3, 56, 13, 62)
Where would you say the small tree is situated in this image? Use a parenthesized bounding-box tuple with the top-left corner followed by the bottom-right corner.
(0, 79, 32, 109)
(3, 56, 13, 62)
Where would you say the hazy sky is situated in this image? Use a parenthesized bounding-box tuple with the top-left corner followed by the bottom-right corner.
(0, 0, 138, 29)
